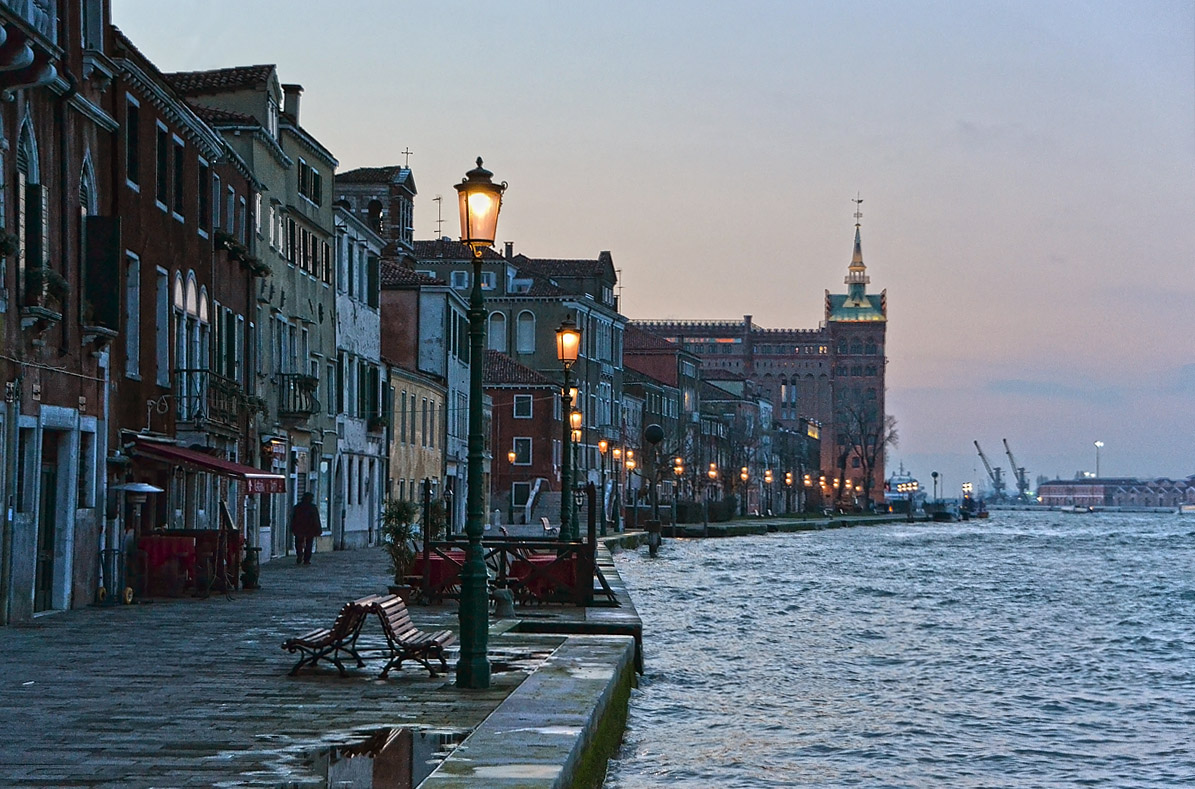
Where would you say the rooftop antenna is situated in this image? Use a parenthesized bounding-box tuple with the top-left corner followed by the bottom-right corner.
(852, 192, 863, 227)
(616, 267, 624, 309)
(433, 195, 445, 239)
(400, 147, 413, 167)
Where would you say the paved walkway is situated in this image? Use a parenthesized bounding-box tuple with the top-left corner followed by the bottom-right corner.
(0, 545, 573, 787)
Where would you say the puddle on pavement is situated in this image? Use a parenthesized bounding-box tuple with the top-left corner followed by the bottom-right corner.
(301, 727, 466, 788)
(489, 648, 554, 674)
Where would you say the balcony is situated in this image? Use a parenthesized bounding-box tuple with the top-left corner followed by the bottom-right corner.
(175, 369, 243, 432)
(277, 373, 321, 420)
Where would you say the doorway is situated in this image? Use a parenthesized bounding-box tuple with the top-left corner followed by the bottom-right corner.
(34, 439, 58, 612)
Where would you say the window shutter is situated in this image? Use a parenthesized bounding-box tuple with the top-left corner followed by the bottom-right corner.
(366, 255, 379, 308)
(83, 216, 121, 329)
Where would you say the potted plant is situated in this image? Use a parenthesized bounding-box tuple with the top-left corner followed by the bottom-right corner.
(0, 230, 19, 257)
(24, 266, 69, 309)
(380, 498, 421, 600)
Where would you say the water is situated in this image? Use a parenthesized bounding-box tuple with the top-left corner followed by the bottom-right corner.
(604, 512, 1195, 788)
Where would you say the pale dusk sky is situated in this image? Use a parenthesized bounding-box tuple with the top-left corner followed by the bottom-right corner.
(114, 0, 1195, 491)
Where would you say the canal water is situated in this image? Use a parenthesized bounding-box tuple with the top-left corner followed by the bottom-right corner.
(604, 512, 1195, 787)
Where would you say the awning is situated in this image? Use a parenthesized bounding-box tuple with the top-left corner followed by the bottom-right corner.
(132, 438, 287, 494)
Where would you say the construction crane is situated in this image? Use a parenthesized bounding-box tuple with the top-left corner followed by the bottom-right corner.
(1003, 438, 1031, 502)
(974, 441, 1006, 502)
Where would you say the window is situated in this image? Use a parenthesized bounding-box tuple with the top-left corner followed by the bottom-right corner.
(512, 437, 532, 465)
(154, 122, 169, 208)
(480, 271, 496, 290)
(515, 311, 535, 354)
(125, 254, 140, 378)
(211, 174, 221, 230)
(298, 159, 322, 205)
(171, 136, 184, 219)
(365, 255, 379, 308)
(488, 312, 506, 352)
(125, 97, 140, 188)
(513, 394, 532, 418)
(512, 482, 531, 508)
(155, 268, 169, 386)
(196, 159, 210, 232)
(399, 391, 407, 443)
(451, 270, 469, 290)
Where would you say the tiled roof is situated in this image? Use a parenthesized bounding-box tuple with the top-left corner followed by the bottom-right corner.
(703, 369, 748, 381)
(336, 165, 409, 184)
(511, 252, 611, 278)
(484, 350, 558, 388)
(186, 102, 257, 126)
(623, 323, 677, 352)
(412, 238, 505, 261)
(380, 261, 444, 287)
(166, 65, 275, 94)
(522, 274, 568, 297)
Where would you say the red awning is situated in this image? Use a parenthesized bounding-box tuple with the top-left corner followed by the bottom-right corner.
(132, 438, 286, 494)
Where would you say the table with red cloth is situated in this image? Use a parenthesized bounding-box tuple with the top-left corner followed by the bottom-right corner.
(508, 552, 578, 602)
(411, 549, 465, 599)
(138, 530, 243, 596)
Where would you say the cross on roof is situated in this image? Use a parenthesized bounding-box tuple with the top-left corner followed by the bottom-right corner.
(401, 148, 413, 167)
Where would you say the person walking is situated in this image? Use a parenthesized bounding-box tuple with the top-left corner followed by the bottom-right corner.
(291, 492, 321, 565)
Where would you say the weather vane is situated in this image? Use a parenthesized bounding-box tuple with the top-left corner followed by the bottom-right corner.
(853, 193, 863, 227)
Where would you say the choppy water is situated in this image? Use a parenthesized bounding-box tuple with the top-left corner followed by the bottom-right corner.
(604, 512, 1195, 788)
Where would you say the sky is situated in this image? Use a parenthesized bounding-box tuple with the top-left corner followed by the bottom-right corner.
(113, 0, 1195, 492)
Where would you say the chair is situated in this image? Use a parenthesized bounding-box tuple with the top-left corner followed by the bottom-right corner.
(541, 516, 559, 536)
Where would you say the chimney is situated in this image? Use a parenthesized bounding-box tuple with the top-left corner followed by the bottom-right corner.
(504, 241, 513, 260)
(282, 83, 303, 123)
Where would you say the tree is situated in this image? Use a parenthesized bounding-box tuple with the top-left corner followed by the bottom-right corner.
(834, 394, 898, 508)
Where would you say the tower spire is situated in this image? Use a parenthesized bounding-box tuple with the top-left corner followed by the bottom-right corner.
(845, 194, 869, 301)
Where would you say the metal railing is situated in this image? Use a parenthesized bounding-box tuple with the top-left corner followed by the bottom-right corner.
(277, 373, 321, 418)
(174, 368, 243, 429)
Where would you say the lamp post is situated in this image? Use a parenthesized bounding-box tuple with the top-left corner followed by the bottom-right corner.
(673, 459, 684, 526)
(454, 157, 505, 690)
(598, 439, 608, 536)
(707, 462, 717, 527)
(764, 469, 774, 515)
(740, 466, 749, 516)
(507, 449, 517, 525)
(555, 318, 581, 542)
(785, 471, 793, 514)
(612, 446, 622, 532)
(570, 417, 582, 539)
(625, 454, 637, 529)
(1094, 440, 1103, 478)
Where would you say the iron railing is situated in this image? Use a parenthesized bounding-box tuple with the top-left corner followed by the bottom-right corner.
(175, 368, 243, 429)
(277, 373, 321, 418)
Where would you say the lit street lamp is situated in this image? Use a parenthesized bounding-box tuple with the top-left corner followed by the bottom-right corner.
(454, 157, 506, 690)
(569, 408, 583, 539)
(598, 439, 609, 536)
(1094, 440, 1104, 478)
(556, 318, 581, 541)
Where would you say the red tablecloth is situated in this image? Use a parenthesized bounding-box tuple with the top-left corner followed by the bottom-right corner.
(510, 554, 577, 598)
(138, 531, 243, 596)
(412, 550, 465, 591)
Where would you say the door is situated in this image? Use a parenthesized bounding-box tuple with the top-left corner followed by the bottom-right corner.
(34, 461, 57, 612)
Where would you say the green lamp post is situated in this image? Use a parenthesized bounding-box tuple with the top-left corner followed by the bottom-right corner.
(556, 318, 581, 541)
(454, 157, 505, 690)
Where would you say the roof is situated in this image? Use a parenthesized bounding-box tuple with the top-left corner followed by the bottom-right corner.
(186, 102, 258, 126)
(511, 251, 613, 279)
(336, 165, 412, 185)
(412, 239, 506, 261)
(826, 292, 886, 322)
(483, 351, 558, 388)
(166, 65, 275, 94)
(623, 323, 678, 352)
(380, 261, 444, 288)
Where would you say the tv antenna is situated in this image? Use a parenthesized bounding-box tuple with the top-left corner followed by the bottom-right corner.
(433, 195, 444, 239)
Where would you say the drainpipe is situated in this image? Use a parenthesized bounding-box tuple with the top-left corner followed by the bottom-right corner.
(56, 72, 78, 356)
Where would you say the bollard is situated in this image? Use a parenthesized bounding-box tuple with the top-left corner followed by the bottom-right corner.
(645, 519, 662, 557)
(492, 588, 516, 619)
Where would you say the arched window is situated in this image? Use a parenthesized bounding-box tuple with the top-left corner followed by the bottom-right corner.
(367, 199, 383, 234)
(515, 310, 535, 354)
(17, 117, 42, 305)
(488, 311, 507, 352)
(850, 341, 863, 355)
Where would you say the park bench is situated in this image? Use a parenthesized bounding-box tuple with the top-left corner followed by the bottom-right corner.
(541, 516, 559, 536)
(281, 594, 382, 676)
(370, 595, 456, 678)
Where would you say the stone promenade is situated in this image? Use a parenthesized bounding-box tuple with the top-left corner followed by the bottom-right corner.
(0, 542, 638, 788)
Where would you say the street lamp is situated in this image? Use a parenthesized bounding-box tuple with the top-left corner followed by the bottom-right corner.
(454, 157, 506, 690)
(507, 449, 517, 525)
(1094, 440, 1103, 478)
(569, 408, 583, 539)
(673, 460, 684, 526)
(764, 469, 774, 515)
(556, 318, 581, 542)
(598, 439, 609, 536)
(612, 446, 622, 532)
(625, 455, 637, 530)
(740, 466, 749, 516)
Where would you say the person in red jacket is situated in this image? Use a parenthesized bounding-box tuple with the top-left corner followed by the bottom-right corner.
(290, 492, 321, 565)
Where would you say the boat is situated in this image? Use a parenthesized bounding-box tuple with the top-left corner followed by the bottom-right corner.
(885, 463, 926, 514)
(1059, 505, 1094, 514)
(1179, 504, 1195, 516)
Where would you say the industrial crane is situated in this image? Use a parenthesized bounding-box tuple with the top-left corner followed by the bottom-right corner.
(1003, 438, 1031, 502)
(973, 441, 1006, 502)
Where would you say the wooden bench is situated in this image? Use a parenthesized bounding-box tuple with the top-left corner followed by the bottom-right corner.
(541, 516, 559, 536)
(281, 594, 381, 676)
(369, 595, 456, 678)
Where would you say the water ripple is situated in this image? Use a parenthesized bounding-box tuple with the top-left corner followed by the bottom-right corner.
(605, 512, 1195, 788)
